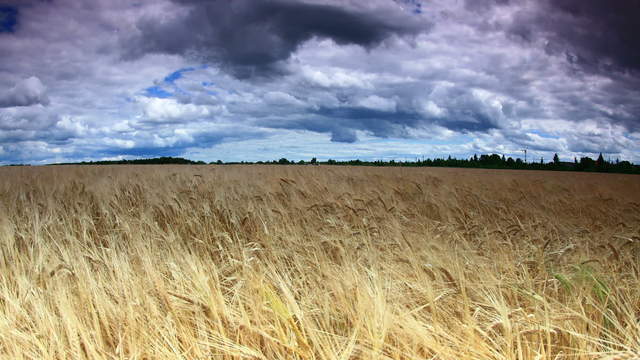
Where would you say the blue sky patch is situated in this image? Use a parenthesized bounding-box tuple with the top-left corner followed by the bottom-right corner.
(529, 130, 560, 139)
(0, 6, 18, 33)
(163, 67, 197, 84)
(145, 86, 172, 98)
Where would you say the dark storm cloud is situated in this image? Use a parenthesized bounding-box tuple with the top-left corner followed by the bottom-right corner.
(508, 0, 640, 74)
(123, 0, 428, 78)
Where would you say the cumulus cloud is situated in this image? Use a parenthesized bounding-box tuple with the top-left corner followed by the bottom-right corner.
(356, 95, 396, 112)
(137, 97, 218, 123)
(0, 76, 49, 108)
(300, 65, 376, 89)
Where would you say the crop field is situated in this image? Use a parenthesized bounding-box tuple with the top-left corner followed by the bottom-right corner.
(0, 165, 639, 360)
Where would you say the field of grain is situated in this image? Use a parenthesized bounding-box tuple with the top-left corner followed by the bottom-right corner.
(0, 165, 639, 359)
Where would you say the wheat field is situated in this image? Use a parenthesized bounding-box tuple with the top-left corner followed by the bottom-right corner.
(0, 165, 638, 360)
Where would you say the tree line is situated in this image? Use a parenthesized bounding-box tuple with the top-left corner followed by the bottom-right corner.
(228, 153, 639, 174)
(32, 153, 640, 174)
(50, 157, 206, 166)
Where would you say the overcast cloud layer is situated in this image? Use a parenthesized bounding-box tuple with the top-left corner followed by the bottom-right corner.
(0, 0, 639, 164)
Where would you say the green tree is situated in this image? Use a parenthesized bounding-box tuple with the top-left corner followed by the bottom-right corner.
(578, 157, 595, 171)
(596, 153, 605, 169)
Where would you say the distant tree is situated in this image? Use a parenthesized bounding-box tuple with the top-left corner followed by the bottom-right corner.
(278, 158, 290, 164)
(298, 160, 305, 164)
(596, 153, 605, 169)
(553, 153, 560, 165)
(540, 157, 544, 165)
(479, 154, 502, 167)
(327, 159, 337, 165)
(579, 156, 596, 171)
(617, 160, 633, 172)
(310, 157, 317, 164)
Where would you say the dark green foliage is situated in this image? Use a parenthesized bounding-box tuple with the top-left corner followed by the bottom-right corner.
(50, 157, 201, 166)
(309, 153, 638, 174)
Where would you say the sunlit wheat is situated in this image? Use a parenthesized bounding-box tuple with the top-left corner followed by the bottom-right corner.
(0, 165, 638, 359)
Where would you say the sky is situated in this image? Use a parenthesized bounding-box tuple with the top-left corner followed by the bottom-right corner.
(1, 0, 639, 165)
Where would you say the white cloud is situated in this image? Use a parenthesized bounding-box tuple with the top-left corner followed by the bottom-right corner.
(264, 91, 304, 106)
(106, 138, 135, 149)
(300, 65, 375, 89)
(417, 100, 447, 118)
(355, 95, 396, 112)
(137, 97, 216, 122)
(56, 115, 88, 136)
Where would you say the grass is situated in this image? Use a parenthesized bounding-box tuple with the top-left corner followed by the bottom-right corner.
(0, 165, 639, 359)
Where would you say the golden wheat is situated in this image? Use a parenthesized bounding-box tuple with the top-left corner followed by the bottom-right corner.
(0, 165, 638, 359)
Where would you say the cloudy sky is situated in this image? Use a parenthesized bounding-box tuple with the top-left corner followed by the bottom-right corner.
(1, 0, 639, 164)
